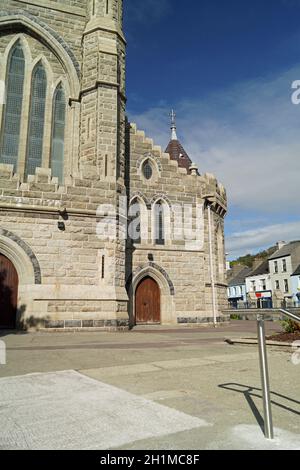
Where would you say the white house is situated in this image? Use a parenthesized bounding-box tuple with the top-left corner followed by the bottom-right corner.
(246, 260, 272, 308)
(291, 265, 300, 306)
(227, 265, 252, 308)
(268, 241, 300, 307)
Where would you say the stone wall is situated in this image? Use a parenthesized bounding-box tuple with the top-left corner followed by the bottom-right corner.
(0, 0, 130, 330)
(0, 0, 228, 330)
(126, 123, 227, 324)
(0, 163, 128, 329)
(1, 0, 87, 65)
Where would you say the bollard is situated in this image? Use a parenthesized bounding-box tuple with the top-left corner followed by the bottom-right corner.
(0, 340, 6, 365)
(257, 315, 274, 439)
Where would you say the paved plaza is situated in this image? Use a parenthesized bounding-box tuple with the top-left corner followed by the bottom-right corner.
(0, 321, 299, 450)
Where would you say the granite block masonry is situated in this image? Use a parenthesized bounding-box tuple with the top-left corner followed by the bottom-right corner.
(0, 1, 227, 330)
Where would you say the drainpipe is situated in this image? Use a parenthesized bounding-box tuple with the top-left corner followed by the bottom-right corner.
(207, 203, 217, 327)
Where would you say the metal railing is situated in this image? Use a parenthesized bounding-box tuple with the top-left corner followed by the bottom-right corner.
(228, 300, 300, 310)
(256, 308, 300, 440)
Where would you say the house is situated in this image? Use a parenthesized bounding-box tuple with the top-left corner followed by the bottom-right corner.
(268, 241, 300, 307)
(246, 259, 272, 308)
(227, 265, 251, 308)
(291, 265, 300, 306)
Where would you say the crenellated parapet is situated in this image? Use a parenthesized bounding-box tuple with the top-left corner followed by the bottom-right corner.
(0, 163, 120, 215)
(202, 173, 227, 218)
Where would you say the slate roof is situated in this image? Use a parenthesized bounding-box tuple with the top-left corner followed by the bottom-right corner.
(165, 139, 194, 174)
(247, 259, 269, 277)
(268, 240, 300, 260)
(292, 264, 300, 276)
(227, 266, 252, 287)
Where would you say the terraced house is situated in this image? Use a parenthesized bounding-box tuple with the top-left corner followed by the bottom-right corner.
(0, 0, 227, 331)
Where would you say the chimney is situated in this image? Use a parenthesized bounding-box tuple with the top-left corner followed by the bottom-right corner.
(252, 258, 263, 270)
(231, 263, 246, 274)
(277, 241, 286, 250)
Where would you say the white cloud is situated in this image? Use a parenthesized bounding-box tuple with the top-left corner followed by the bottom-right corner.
(226, 221, 300, 258)
(128, 65, 300, 257)
(128, 65, 300, 212)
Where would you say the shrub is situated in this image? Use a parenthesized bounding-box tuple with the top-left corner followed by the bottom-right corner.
(280, 319, 300, 333)
(230, 314, 242, 320)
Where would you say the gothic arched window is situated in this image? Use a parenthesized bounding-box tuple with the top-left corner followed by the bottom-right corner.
(0, 41, 25, 171)
(25, 62, 47, 179)
(129, 199, 142, 244)
(50, 84, 66, 184)
(155, 201, 165, 245)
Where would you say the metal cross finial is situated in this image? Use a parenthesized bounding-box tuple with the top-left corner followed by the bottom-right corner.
(170, 109, 176, 126)
(170, 109, 178, 140)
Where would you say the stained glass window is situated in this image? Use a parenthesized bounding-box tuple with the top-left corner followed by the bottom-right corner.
(25, 63, 47, 179)
(0, 41, 25, 171)
(50, 84, 66, 184)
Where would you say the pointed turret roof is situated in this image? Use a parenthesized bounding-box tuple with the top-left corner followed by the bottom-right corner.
(165, 110, 194, 174)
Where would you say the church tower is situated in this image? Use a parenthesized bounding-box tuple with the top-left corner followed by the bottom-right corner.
(80, 0, 126, 181)
(0, 0, 129, 329)
(0, 0, 227, 331)
(79, 0, 128, 316)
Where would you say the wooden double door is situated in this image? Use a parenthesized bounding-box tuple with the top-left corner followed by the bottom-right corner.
(135, 276, 161, 324)
(0, 254, 18, 329)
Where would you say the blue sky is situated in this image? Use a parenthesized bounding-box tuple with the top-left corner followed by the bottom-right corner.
(124, 0, 300, 259)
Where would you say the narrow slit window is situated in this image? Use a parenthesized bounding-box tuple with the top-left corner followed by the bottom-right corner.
(101, 255, 105, 279)
(25, 62, 47, 179)
(0, 41, 25, 171)
(104, 154, 108, 177)
(50, 84, 66, 184)
(87, 117, 91, 141)
(134, 205, 141, 244)
(136, 211, 141, 244)
(155, 202, 165, 245)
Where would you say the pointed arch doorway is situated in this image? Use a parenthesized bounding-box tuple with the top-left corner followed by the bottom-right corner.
(0, 254, 18, 329)
(135, 276, 161, 324)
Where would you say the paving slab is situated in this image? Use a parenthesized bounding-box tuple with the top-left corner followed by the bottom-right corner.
(0, 370, 209, 450)
(0, 321, 299, 449)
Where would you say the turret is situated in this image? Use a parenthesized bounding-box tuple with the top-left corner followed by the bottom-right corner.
(86, 0, 124, 37)
(80, 0, 126, 181)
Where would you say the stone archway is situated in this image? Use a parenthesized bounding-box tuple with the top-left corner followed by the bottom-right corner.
(128, 264, 175, 327)
(0, 229, 41, 327)
(0, 254, 19, 328)
(135, 276, 161, 324)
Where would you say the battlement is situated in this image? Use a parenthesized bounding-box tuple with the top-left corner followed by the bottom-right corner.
(4, 0, 86, 14)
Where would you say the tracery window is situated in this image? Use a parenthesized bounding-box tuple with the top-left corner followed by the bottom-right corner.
(154, 201, 165, 245)
(0, 39, 67, 183)
(50, 84, 66, 184)
(0, 41, 25, 171)
(25, 62, 47, 179)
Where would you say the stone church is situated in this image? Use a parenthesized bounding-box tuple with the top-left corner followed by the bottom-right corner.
(0, 0, 227, 330)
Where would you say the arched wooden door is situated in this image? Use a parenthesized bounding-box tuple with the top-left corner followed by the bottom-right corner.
(0, 254, 18, 329)
(135, 276, 161, 324)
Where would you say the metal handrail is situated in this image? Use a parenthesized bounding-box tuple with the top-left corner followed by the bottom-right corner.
(278, 308, 300, 322)
(256, 309, 300, 440)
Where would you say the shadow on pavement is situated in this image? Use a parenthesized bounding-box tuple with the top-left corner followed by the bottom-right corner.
(219, 383, 300, 433)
